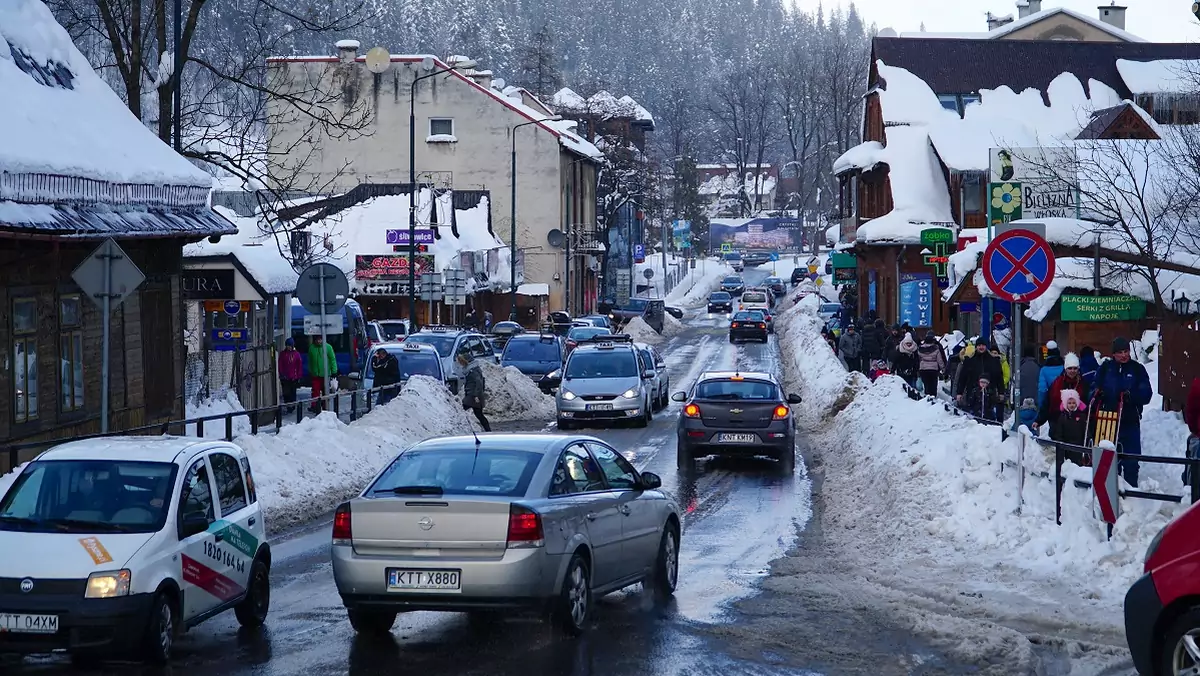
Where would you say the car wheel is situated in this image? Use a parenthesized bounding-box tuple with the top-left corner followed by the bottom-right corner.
(1160, 606, 1200, 676)
(235, 559, 271, 628)
(676, 440, 694, 469)
(558, 418, 575, 430)
(778, 445, 796, 475)
(729, 335, 736, 344)
(555, 553, 592, 636)
(652, 523, 680, 598)
(635, 399, 651, 428)
(141, 592, 176, 664)
(348, 609, 397, 636)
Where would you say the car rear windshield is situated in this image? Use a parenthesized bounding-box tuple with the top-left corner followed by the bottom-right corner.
(567, 327, 611, 341)
(366, 349, 442, 380)
(378, 321, 407, 340)
(696, 379, 779, 400)
(820, 304, 841, 314)
(625, 298, 648, 311)
(565, 350, 639, 378)
(723, 253, 742, 260)
(742, 292, 767, 303)
(0, 460, 178, 533)
(370, 448, 542, 497)
(733, 312, 764, 321)
(407, 334, 456, 357)
(722, 276, 741, 284)
(709, 292, 731, 301)
(503, 338, 561, 362)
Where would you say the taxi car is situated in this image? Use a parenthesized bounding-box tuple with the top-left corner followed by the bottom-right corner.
(542, 335, 654, 430)
(673, 371, 801, 474)
(0, 437, 271, 663)
(405, 325, 494, 394)
(362, 341, 446, 396)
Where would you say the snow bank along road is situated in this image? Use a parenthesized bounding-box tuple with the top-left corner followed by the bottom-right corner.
(8, 267, 1036, 675)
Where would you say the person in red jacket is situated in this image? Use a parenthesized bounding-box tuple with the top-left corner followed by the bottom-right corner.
(277, 338, 304, 412)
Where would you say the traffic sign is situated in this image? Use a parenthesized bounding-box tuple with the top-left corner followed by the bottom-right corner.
(296, 263, 349, 314)
(419, 272, 443, 302)
(1092, 442, 1120, 524)
(770, 251, 780, 262)
(303, 314, 342, 335)
(980, 228, 1055, 302)
(643, 268, 654, 279)
(72, 238, 145, 311)
(720, 242, 733, 254)
(633, 244, 645, 263)
(222, 300, 241, 316)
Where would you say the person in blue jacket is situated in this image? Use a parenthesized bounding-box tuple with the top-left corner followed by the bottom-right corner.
(1078, 345, 1100, 387)
(1094, 336, 1153, 486)
(1038, 341, 1065, 408)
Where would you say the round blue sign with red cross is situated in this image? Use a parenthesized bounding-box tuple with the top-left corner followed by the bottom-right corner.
(981, 228, 1055, 303)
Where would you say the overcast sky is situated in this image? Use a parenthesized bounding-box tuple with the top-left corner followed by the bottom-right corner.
(795, 1, 1199, 43)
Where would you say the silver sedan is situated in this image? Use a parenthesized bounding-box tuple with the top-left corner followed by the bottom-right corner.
(330, 433, 681, 636)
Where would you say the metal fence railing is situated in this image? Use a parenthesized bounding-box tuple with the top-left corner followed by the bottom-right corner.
(2, 381, 411, 474)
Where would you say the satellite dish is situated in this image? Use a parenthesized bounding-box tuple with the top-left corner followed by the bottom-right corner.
(421, 56, 435, 72)
(365, 46, 391, 73)
(547, 229, 566, 249)
(493, 77, 506, 90)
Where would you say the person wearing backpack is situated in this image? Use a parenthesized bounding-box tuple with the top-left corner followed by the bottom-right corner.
(917, 333, 947, 398)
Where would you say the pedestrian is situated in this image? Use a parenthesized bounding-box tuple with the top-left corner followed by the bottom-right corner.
(370, 347, 401, 406)
(1018, 345, 1040, 409)
(1051, 389, 1090, 466)
(459, 351, 491, 431)
(838, 323, 863, 373)
(1184, 377, 1200, 484)
(1034, 352, 1092, 439)
(1037, 340, 1065, 409)
(483, 310, 494, 332)
(860, 318, 885, 364)
(1078, 345, 1100, 387)
(1094, 337, 1153, 486)
(869, 359, 891, 382)
(955, 338, 1003, 413)
(990, 342, 1011, 395)
(1017, 397, 1039, 430)
(917, 333, 947, 398)
(277, 338, 303, 412)
(882, 323, 901, 365)
(963, 376, 1003, 422)
(307, 334, 338, 413)
(891, 332, 920, 388)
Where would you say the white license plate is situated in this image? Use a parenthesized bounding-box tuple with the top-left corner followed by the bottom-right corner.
(718, 433, 756, 443)
(0, 613, 59, 634)
(586, 403, 614, 411)
(387, 569, 461, 592)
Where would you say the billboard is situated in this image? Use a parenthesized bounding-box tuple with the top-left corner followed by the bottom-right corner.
(707, 217, 803, 253)
(672, 220, 691, 249)
(355, 254, 435, 281)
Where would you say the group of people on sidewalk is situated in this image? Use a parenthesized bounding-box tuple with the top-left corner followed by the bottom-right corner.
(830, 318, 948, 398)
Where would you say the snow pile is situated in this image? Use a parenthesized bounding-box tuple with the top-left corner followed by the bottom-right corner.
(233, 376, 480, 530)
(184, 206, 299, 294)
(0, 0, 210, 187)
(664, 262, 735, 308)
(621, 316, 663, 344)
(0, 463, 24, 501)
(477, 362, 555, 421)
(662, 311, 684, 338)
(1116, 58, 1200, 94)
(184, 391, 251, 439)
(776, 297, 1194, 622)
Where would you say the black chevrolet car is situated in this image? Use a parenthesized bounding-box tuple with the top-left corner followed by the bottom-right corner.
(673, 370, 801, 474)
(728, 310, 768, 344)
(707, 291, 734, 313)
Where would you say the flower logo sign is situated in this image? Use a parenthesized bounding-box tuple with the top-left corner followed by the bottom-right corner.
(988, 181, 1023, 226)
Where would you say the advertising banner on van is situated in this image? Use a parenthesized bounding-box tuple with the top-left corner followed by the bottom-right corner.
(355, 254, 435, 281)
(707, 218, 803, 254)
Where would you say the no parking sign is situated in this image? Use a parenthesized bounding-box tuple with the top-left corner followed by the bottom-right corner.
(981, 228, 1055, 302)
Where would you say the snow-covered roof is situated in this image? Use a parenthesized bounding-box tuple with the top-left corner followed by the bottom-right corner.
(550, 86, 653, 123)
(898, 31, 989, 39)
(0, 0, 212, 193)
(1116, 59, 1200, 95)
(516, 283, 550, 296)
(986, 7, 1146, 43)
(183, 207, 300, 294)
(833, 141, 884, 175)
(618, 95, 654, 122)
(335, 39, 360, 50)
(852, 125, 956, 245)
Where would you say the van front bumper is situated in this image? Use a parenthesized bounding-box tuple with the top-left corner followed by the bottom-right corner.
(0, 591, 155, 655)
(1124, 572, 1163, 676)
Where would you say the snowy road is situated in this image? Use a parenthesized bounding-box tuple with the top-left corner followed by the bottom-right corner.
(8, 266, 1070, 675)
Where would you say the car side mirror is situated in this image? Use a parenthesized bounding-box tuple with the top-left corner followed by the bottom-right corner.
(787, 393, 802, 404)
(179, 513, 210, 540)
(671, 391, 687, 402)
(655, 362, 666, 370)
(540, 372, 563, 389)
(640, 472, 662, 490)
(642, 370, 655, 380)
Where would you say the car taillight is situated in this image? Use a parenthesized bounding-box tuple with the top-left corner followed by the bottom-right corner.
(507, 505, 544, 548)
(333, 502, 352, 544)
(773, 405, 790, 420)
(758, 323, 766, 330)
(684, 403, 701, 418)
(731, 322, 740, 328)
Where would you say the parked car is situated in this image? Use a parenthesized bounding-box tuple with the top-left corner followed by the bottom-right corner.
(707, 292, 734, 314)
(1125, 500, 1200, 676)
(362, 341, 446, 394)
(764, 277, 787, 297)
(729, 311, 768, 344)
(634, 342, 670, 411)
(490, 321, 525, 351)
(578, 315, 612, 328)
(665, 306, 684, 320)
(818, 302, 842, 324)
(608, 298, 665, 334)
(330, 434, 680, 636)
(790, 267, 807, 286)
(501, 333, 565, 383)
(673, 371, 801, 473)
(0, 437, 272, 662)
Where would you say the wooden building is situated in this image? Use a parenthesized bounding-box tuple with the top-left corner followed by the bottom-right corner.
(0, 2, 235, 468)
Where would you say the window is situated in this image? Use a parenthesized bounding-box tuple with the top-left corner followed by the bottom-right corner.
(178, 459, 216, 530)
(368, 447, 542, 497)
(12, 298, 37, 423)
(962, 173, 984, 214)
(0, 460, 176, 533)
(696, 379, 779, 400)
(59, 294, 83, 412)
(961, 94, 980, 109)
(239, 455, 258, 504)
(550, 445, 606, 496)
(564, 350, 639, 379)
(586, 443, 638, 490)
(209, 453, 248, 516)
(429, 118, 454, 136)
(937, 94, 959, 113)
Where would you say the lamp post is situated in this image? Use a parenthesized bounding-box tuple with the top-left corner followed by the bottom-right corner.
(1172, 291, 1194, 317)
(509, 115, 561, 320)
(408, 57, 476, 327)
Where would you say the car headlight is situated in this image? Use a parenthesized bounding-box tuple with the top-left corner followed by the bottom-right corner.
(561, 390, 577, 401)
(85, 569, 131, 598)
(621, 388, 639, 399)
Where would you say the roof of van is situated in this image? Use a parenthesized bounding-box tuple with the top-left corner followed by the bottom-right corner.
(36, 436, 225, 464)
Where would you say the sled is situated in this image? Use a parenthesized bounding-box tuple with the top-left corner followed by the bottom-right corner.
(1086, 394, 1123, 450)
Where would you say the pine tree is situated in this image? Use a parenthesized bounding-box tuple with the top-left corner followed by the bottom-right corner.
(513, 24, 563, 98)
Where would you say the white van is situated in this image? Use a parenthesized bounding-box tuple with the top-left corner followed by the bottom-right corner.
(0, 437, 271, 663)
(739, 290, 774, 332)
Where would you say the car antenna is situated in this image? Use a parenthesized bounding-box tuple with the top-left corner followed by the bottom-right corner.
(471, 428, 482, 473)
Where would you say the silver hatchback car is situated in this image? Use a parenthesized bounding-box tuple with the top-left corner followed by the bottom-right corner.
(330, 434, 681, 636)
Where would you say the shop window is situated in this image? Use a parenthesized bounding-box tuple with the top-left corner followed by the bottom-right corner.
(59, 294, 84, 412)
(12, 298, 38, 422)
(962, 173, 984, 214)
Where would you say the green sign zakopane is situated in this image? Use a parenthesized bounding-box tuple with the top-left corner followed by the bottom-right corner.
(1059, 294, 1147, 322)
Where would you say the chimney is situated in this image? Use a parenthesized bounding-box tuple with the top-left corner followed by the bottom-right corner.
(1017, 0, 1042, 18)
(469, 69, 493, 89)
(1098, 3, 1127, 30)
(986, 11, 1014, 30)
(335, 39, 360, 64)
(1028, 0, 1042, 13)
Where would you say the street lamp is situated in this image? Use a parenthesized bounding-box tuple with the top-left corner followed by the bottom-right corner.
(509, 115, 562, 320)
(1172, 290, 1194, 317)
(408, 56, 476, 328)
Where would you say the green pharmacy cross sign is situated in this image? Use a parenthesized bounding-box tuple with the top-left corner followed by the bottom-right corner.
(920, 228, 953, 278)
